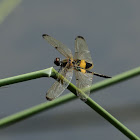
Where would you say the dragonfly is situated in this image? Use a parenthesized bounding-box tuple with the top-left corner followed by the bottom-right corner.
(42, 34, 111, 101)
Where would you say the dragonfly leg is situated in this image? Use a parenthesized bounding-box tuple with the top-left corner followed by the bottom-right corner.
(58, 66, 63, 73)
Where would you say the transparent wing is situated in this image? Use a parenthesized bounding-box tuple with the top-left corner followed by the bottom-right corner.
(74, 36, 93, 64)
(42, 34, 73, 59)
(75, 69, 93, 100)
(46, 64, 73, 101)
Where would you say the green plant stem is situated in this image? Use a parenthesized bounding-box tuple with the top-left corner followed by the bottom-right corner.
(0, 67, 53, 87)
(0, 0, 21, 24)
(0, 93, 75, 127)
(89, 66, 140, 93)
(86, 96, 139, 140)
(67, 80, 140, 139)
(0, 67, 140, 139)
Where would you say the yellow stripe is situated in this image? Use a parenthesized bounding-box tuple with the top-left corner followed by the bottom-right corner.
(80, 69, 86, 73)
(79, 60, 86, 69)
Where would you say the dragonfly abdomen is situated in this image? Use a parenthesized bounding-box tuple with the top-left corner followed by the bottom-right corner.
(76, 59, 93, 70)
(85, 61, 93, 70)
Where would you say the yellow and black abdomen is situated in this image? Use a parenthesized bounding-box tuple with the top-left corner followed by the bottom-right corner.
(78, 59, 93, 70)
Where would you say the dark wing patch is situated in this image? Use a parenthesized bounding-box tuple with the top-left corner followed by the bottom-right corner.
(42, 34, 73, 59)
(74, 36, 93, 65)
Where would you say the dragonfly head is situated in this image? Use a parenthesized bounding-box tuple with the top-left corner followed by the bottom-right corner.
(54, 57, 61, 66)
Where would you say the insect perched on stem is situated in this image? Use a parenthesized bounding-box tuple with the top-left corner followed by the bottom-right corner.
(42, 34, 111, 101)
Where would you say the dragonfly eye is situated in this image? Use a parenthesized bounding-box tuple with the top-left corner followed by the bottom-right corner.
(54, 58, 61, 66)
